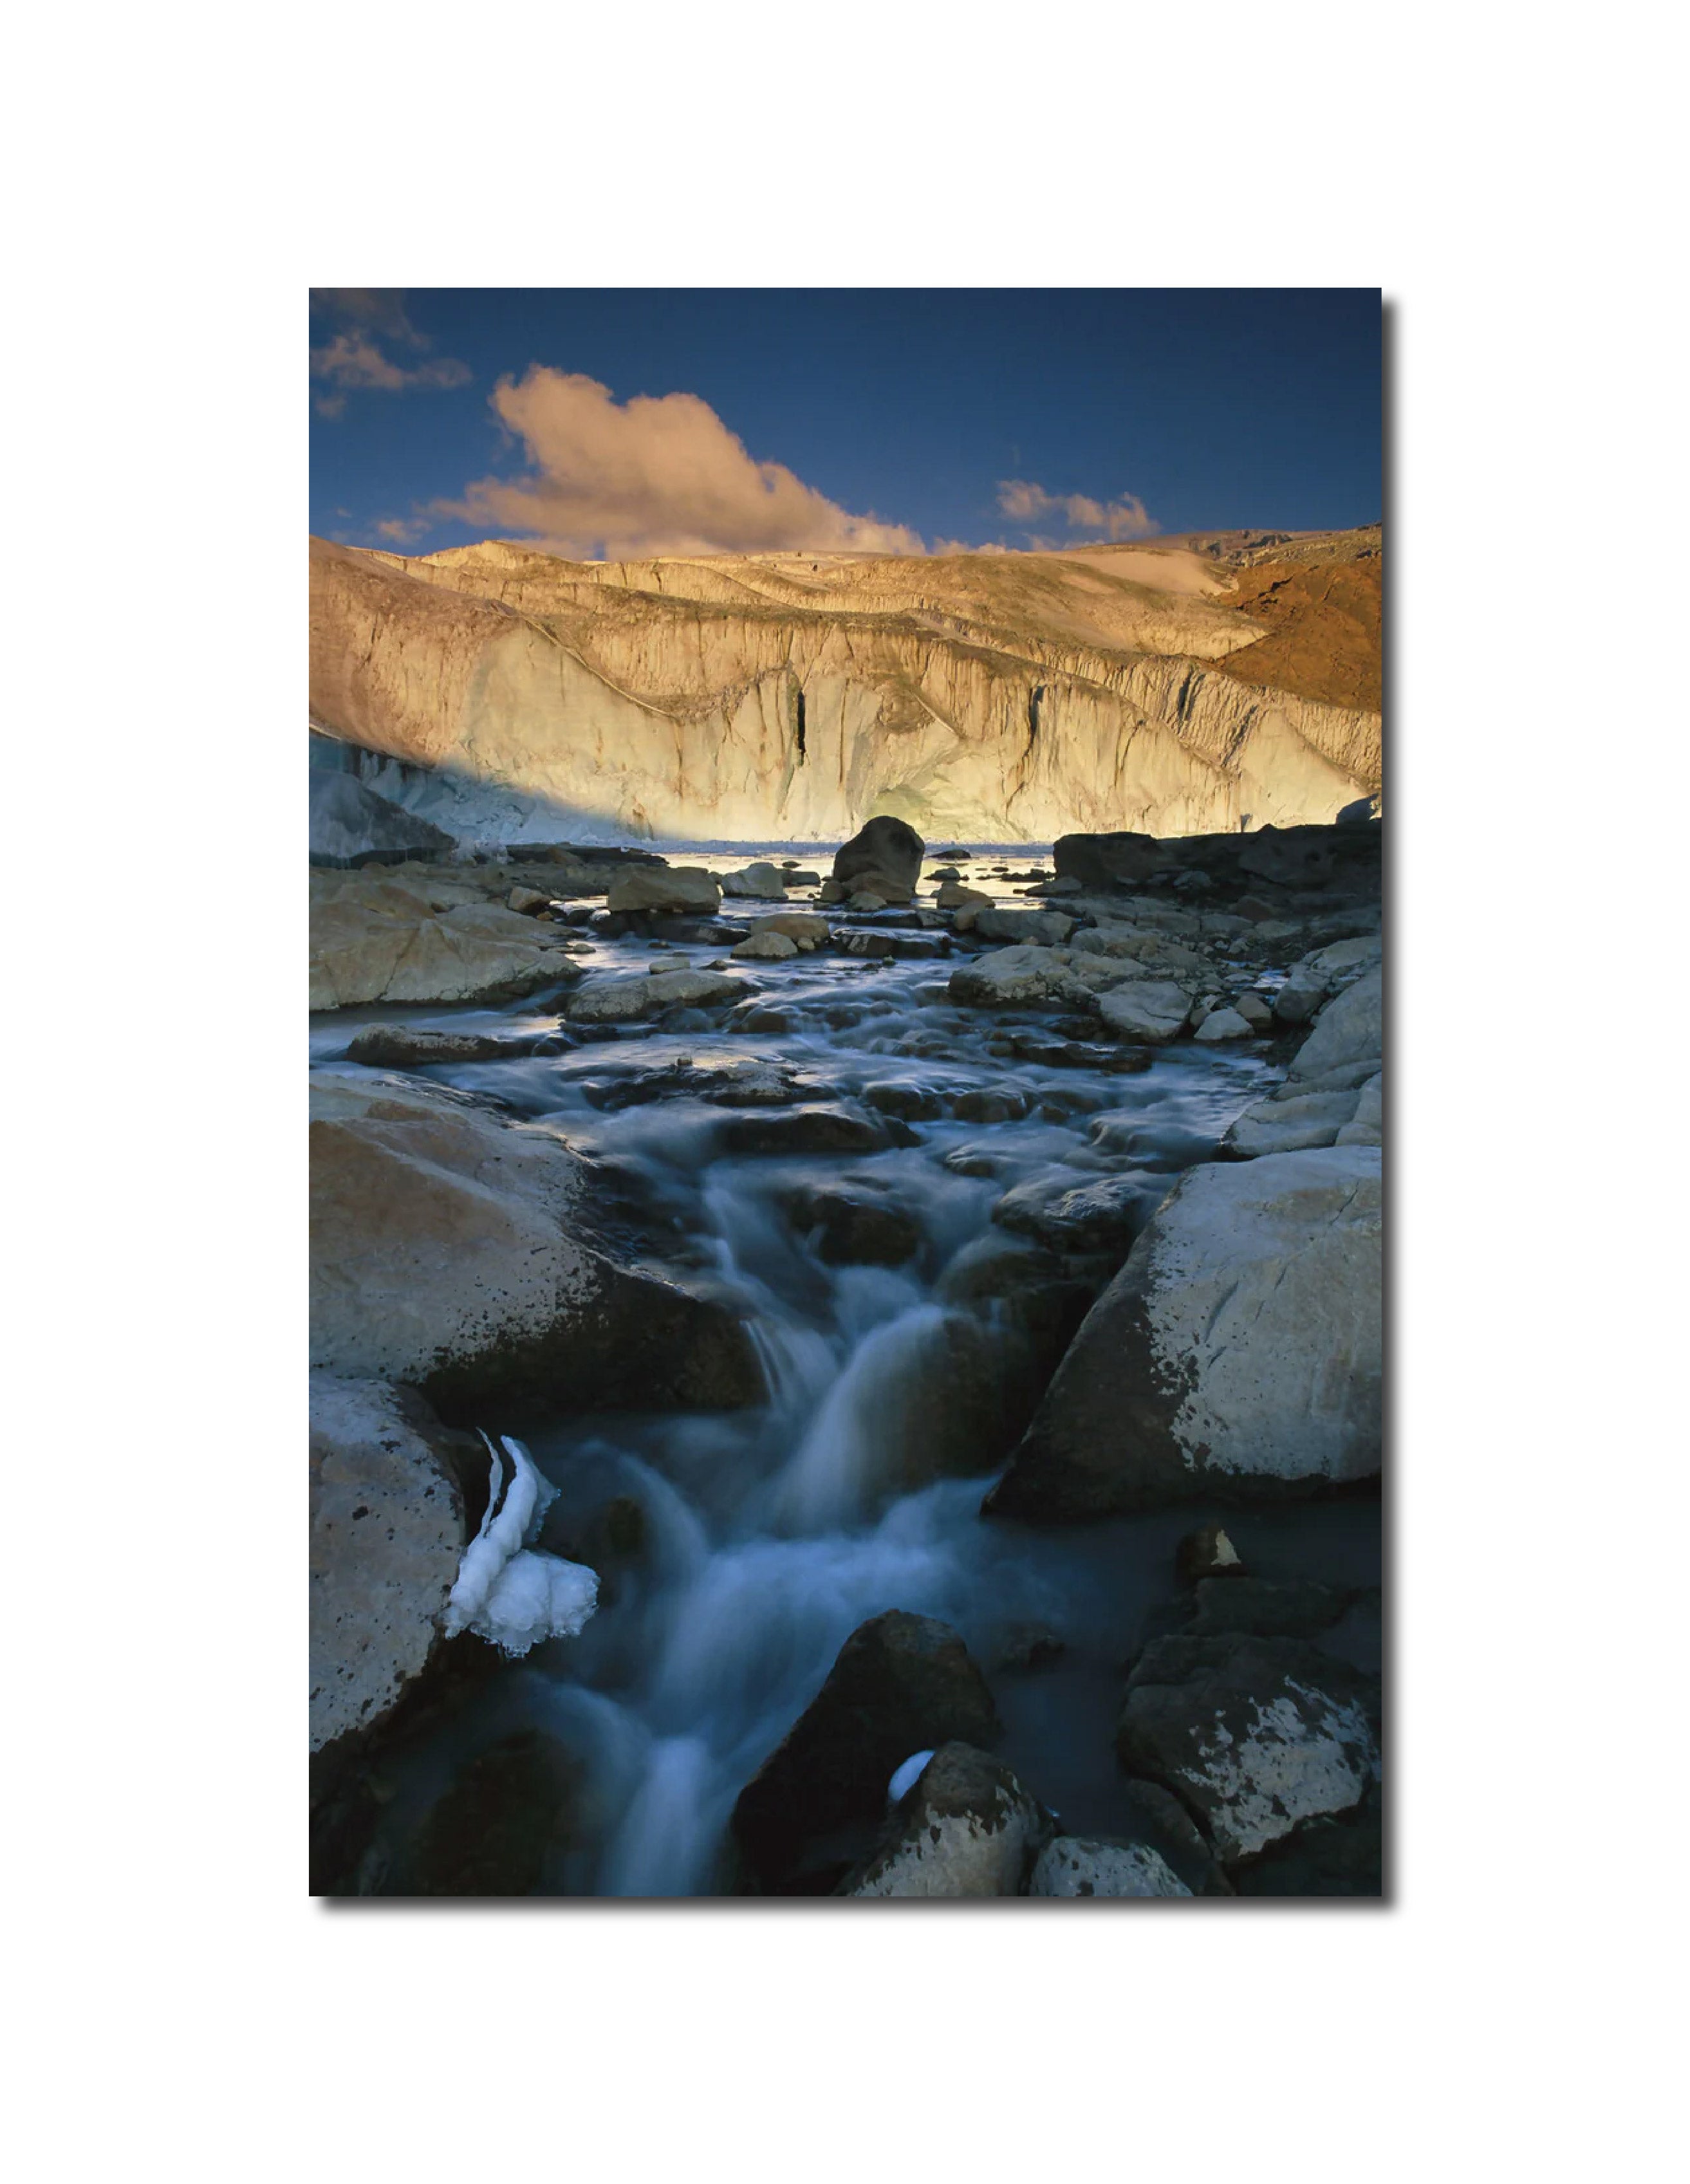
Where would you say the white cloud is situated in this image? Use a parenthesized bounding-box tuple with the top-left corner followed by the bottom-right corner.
(995, 477, 1158, 541)
(436, 367, 926, 560)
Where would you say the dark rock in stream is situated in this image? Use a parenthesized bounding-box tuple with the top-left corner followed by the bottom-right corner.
(831, 815, 925, 904)
(716, 1106, 902, 1157)
(991, 1171, 1169, 1257)
(731, 1612, 999, 1894)
(344, 1027, 545, 1069)
(409, 1730, 586, 1896)
(780, 1183, 922, 1268)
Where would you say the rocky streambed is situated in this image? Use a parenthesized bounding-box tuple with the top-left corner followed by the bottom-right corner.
(310, 816, 1384, 1898)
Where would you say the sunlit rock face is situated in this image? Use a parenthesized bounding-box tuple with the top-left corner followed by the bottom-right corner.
(308, 530, 1382, 844)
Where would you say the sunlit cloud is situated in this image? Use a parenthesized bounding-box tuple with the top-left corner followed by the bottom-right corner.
(996, 477, 1158, 541)
(434, 367, 927, 560)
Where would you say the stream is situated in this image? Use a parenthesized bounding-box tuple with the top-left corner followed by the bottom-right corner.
(310, 849, 1384, 1896)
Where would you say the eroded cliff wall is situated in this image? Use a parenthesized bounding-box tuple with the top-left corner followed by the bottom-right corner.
(308, 532, 1382, 844)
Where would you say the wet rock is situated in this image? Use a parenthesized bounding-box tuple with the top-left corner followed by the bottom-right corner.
(952, 1084, 1032, 1124)
(936, 880, 992, 910)
(731, 1003, 797, 1035)
(506, 885, 552, 915)
(308, 1373, 472, 1755)
(759, 912, 830, 949)
(716, 1104, 895, 1157)
(344, 1027, 542, 1069)
(965, 907, 1076, 946)
(1186, 1577, 1354, 1641)
(1096, 981, 1193, 1044)
(833, 815, 924, 903)
(732, 1613, 999, 1892)
(566, 967, 745, 1023)
(986, 1145, 1382, 1519)
(1115, 1634, 1382, 1866)
(604, 865, 723, 915)
(309, 1075, 761, 1419)
(1117, 1778, 1235, 1895)
(732, 928, 799, 961)
(721, 862, 788, 900)
(862, 1080, 943, 1121)
(987, 1622, 1066, 1673)
(1337, 1072, 1383, 1145)
(834, 928, 895, 959)
(847, 890, 889, 912)
(1221, 1087, 1363, 1159)
(410, 1729, 584, 1896)
(1193, 1006, 1252, 1042)
(782, 1183, 922, 1268)
(844, 1744, 1048, 1897)
(941, 1142, 1015, 1179)
(992, 1172, 1167, 1257)
(948, 944, 1087, 1008)
(311, 875, 584, 1011)
(1231, 1781, 1382, 1894)
(1285, 968, 1382, 1085)
(1028, 1836, 1192, 1898)
(1176, 1523, 1247, 1584)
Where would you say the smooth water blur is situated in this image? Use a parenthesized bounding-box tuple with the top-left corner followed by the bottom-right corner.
(315, 851, 1372, 1895)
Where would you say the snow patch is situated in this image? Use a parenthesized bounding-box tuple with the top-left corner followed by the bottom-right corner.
(887, 1750, 936, 1804)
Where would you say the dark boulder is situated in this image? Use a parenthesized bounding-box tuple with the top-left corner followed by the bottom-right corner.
(409, 1729, 584, 1895)
(831, 816, 925, 903)
(1115, 1633, 1382, 1869)
(781, 1183, 922, 1268)
(731, 1611, 999, 1894)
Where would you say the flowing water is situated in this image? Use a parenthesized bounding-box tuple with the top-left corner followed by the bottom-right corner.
(311, 850, 1383, 1895)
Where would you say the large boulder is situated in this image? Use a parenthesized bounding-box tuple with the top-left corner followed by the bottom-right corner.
(310, 873, 581, 1010)
(1115, 1633, 1382, 1868)
(844, 1743, 1049, 1897)
(309, 1075, 761, 1418)
(308, 1373, 474, 1754)
(985, 1145, 1382, 1519)
(731, 1611, 999, 1893)
(832, 816, 925, 903)
(604, 864, 723, 914)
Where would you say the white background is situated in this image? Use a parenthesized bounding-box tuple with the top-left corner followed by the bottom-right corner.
(3, 2, 1680, 2178)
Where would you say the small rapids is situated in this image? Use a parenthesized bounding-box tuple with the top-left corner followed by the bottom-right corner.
(312, 848, 1380, 1895)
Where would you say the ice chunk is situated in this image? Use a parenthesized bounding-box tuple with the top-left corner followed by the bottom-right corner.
(443, 1433, 599, 1656)
(887, 1749, 936, 1804)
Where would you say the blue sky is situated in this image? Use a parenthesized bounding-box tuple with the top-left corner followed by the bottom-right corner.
(309, 289, 1380, 560)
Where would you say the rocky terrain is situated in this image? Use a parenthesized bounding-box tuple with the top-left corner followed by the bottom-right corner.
(308, 528, 1382, 847)
(309, 806, 1383, 1898)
